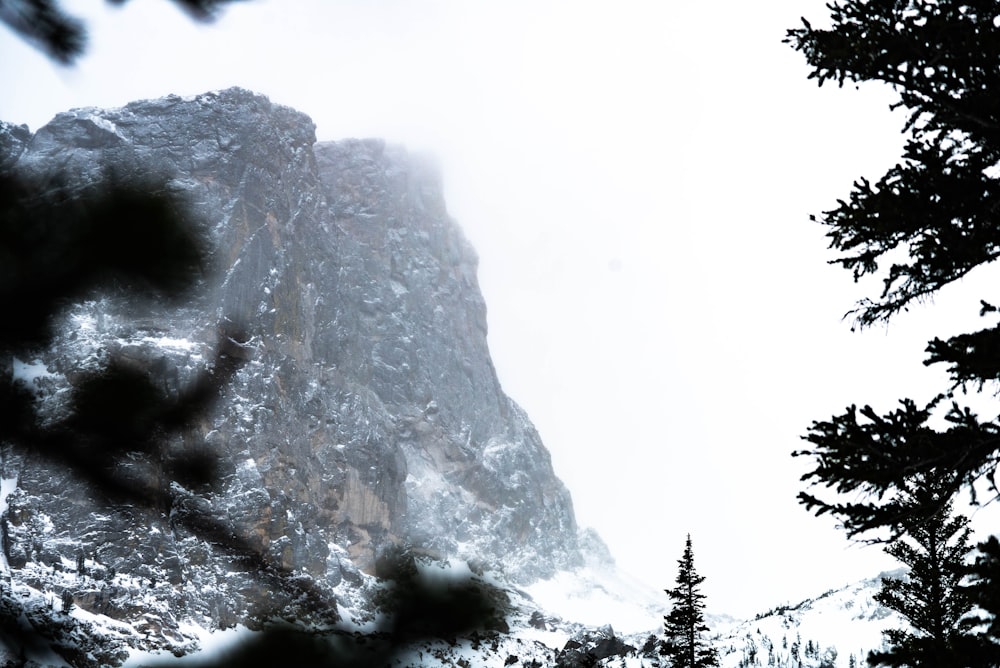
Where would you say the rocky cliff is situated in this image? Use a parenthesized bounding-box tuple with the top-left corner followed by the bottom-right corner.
(0, 88, 582, 659)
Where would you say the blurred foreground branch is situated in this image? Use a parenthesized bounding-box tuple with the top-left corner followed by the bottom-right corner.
(0, 0, 248, 65)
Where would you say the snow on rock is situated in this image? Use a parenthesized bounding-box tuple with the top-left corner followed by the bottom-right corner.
(0, 87, 583, 663)
(11, 358, 54, 381)
(0, 87, 927, 668)
(121, 624, 256, 667)
(0, 475, 17, 576)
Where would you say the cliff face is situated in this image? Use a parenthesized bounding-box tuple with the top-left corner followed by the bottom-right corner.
(0, 88, 581, 652)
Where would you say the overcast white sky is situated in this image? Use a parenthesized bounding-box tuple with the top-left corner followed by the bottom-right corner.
(3, 0, 997, 619)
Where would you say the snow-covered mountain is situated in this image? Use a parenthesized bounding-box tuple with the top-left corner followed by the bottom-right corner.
(1, 87, 587, 664)
(0, 89, 908, 667)
(107, 561, 903, 668)
(358, 564, 904, 668)
(713, 570, 905, 668)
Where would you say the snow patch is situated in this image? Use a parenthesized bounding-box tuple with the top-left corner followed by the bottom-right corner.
(70, 312, 98, 331)
(122, 624, 256, 667)
(84, 113, 126, 140)
(524, 565, 666, 635)
(0, 476, 17, 575)
(140, 336, 200, 352)
(12, 357, 56, 390)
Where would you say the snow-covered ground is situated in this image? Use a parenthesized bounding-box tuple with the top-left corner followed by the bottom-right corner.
(0, 435, 904, 668)
(115, 559, 667, 667)
(523, 564, 666, 635)
(0, 548, 909, 668)
(121, 625, 255, 667)
(114, 560, 904, 668)
(714, 571, 901, 668)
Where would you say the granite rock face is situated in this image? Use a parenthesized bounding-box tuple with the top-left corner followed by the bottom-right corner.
(0, 88, 581, 654)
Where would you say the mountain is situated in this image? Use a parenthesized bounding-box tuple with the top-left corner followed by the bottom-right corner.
(0, 88, 585, 664)
(713, 570, 905, 668)
(340, 567, 903, 668)
(111, 562, 902, 668)
(0, 88, 914, 668)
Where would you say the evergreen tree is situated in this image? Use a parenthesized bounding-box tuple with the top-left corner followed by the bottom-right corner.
(663, 534, 718, 668)
(957, 536, 1000, 665)
(785, 1, 1000, 656)
(866, 476, 976, 667)
(965, 536, 1000, 636)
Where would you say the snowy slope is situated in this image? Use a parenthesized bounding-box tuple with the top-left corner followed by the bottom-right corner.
(523, 564, 667, 635)
(714, 571, 904, 668)
(111, 562, 909, 668)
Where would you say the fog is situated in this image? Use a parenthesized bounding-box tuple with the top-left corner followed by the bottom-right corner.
(2, 0, 986, 617)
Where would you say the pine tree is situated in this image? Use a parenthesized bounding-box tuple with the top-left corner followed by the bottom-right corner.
(787, 2, 1000, 519)
(785, 1, 1000, 656)
(663, 534, 718, 668)
(955, 537, 1000, 665)
(867, 476, 976, 667)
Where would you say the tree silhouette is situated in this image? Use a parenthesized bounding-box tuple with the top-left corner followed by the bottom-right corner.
(789, 0, 1000, 521)
(786, 0, 1000, 659)
(866, 475, 978, 667)
(663, 534, 717, 668)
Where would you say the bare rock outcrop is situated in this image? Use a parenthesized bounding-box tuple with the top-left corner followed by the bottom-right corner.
(0, 88, 582, 656)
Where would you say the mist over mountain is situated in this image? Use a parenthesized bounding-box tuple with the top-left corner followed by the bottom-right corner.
(1, 88, 586, 662)
(0, 89, 912, 667)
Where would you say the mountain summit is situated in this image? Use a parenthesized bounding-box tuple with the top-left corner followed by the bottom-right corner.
(0, 88, 584, 661)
